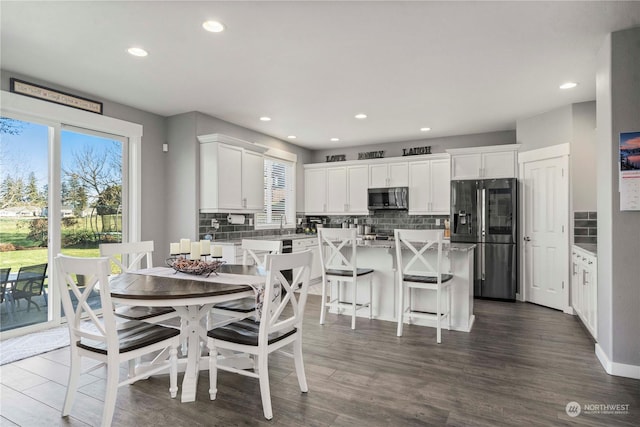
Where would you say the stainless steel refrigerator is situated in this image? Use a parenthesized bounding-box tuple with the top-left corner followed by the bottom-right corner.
(450, 178, 517, 300)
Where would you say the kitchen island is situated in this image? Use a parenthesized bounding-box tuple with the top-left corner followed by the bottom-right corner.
(329, 240, 476, 333)
(212, 234, 475, 333)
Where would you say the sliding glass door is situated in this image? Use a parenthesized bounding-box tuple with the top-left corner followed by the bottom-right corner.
(0, 117, 128, 334)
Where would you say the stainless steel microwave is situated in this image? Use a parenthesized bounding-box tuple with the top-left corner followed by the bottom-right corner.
(367, 187, 409, 210)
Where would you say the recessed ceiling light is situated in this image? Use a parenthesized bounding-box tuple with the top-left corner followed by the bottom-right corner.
(330, 138, 340, 142)
(420, 127, 431, 132)
(260, 117, 271, 122)
(287, 135, 297, 139)
(202, 21, 225, 33)
(127, 47, 148, 57)
(559, 82, 578, 89)
(355, 113, 367, 119)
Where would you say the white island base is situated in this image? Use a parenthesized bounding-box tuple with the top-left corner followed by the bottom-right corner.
(326, 241, 476, 333)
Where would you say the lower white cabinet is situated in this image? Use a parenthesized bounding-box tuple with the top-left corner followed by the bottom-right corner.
(571, 245, 597, 340)
(293, 237, 322, 282)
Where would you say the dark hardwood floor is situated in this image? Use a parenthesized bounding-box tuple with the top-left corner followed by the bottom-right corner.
(1, 297, 638, 426)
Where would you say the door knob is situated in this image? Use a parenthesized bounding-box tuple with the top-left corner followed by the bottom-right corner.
(524, 236, 531, 241)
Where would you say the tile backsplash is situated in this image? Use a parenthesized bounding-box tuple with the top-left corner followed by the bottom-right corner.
(574, 211, 597, 244)
(198, 211, 448, 241)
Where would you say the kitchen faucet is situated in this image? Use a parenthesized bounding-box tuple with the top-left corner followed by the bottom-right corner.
(280, 214, 287, 234)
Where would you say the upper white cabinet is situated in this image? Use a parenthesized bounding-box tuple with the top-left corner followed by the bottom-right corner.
(198, 134, 267, 213)
(369, 162, 408, 187)
(408, 155, 451, 215)
(447, 145, 520, 180)
(305, 164, 369, 215)
(304, 168, 327, 214)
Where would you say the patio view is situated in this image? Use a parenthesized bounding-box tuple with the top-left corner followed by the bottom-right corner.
(0, 117, 124, 332)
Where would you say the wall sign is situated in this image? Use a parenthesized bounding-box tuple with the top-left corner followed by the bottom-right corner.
(358, 150, 385, 160)
(325, 154, 346, 162)
(402, 146, 431, 156)
(10, 78, 103, 114)
(619, 131, 640, 211)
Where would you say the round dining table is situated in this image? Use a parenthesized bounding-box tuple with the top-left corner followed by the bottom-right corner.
(109, 264, 264, 403)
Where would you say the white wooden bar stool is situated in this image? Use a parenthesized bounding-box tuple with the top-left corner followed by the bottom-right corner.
(318, 228, 373, 329)
(394, 229, 453, 343)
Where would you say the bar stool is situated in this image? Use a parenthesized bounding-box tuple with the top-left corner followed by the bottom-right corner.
(318, 228, 373, 329)
(394, 229, 452, 343)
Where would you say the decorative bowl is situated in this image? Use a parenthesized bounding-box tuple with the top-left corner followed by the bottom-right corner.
(166, 257, 225, 276)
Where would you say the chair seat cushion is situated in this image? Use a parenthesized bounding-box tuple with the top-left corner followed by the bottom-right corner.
(207, 319, 296, 346)
(214, 297, 256, 313)
(114, 305, 176, 320)
(326, 268, 374, 277)
(77, 321, 180, 355)
(403, 273, 453, 284)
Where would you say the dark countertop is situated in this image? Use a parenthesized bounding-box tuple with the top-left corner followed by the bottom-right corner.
(574, 243, 597, 256)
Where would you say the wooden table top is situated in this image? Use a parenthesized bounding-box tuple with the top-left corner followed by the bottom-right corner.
(109, 264, 263, 300)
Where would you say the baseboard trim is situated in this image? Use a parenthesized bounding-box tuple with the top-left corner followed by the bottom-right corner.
(595, 343, 640, 379)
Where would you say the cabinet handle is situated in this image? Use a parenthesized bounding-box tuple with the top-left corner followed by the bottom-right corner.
(583, 270, 587, 285)
(323, 203, 326, 212)
(344, 203, 348, 211)
(572, 263, 577, 275)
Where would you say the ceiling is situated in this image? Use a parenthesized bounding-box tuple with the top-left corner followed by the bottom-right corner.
(2, 1, 639, 150)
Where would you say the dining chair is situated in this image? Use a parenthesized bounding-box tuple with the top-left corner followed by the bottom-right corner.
(55, 254, 180, 427)
(212, 239, 283, 320)
(394, 229, 453, 343)
(317, 228, 373, 329)
(99, 241, 177, 323)
(11, 263, 47, 312)
(0, 267, 10, 305)
(207, 250, 313, 420)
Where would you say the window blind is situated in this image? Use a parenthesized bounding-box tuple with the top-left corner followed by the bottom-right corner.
(255, 157, 294, 227)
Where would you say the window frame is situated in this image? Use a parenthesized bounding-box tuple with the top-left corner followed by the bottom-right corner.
(254, 151, 297, 231)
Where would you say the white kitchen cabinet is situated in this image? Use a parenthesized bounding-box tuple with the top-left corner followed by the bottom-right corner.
(293, 237, 322, 282)
(199, 134, 267, 213)
(571, 245, 597, 340)
(447, 145, 520, 180)
(304, 164, 369, 215)
(369, 162, 408, 188)
(408, 156, 451, 215)
(304, 168, 328, 214)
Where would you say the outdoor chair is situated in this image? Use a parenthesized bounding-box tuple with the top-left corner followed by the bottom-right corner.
(207, 250, 313, 420)
(11, 263, 47, 312)
(0, 267, 10, 305)
(55, 254, 180, 427)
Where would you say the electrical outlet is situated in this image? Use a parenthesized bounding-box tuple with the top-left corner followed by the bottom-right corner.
(435, 218, 441, 226)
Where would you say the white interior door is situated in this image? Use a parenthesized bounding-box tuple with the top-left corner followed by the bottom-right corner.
(523, 155, 568, 310)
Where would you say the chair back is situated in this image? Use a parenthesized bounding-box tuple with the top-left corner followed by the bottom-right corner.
(259, 251, 313, 344)
(0, 267, 10, 303)
(317, 228, 358, 275)
(99, 241, 154, 273)
(394, 229, 446, 282)
(241, 239, 282, 269)
(14, 263, 47, 297)
(55, 255, 117, 352)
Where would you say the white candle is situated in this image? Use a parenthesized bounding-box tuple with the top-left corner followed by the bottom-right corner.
(180, 238, 191, 254)
(212, 245, 223, 258)
(190, 242, 201, 259)
(200, 239, 211, 256)
(170, 242, 180, 255)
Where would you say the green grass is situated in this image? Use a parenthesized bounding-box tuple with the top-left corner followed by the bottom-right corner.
(1, 217, 120, 271)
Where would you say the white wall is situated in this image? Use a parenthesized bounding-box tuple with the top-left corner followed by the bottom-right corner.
(516, 105, 572, 151)
(310, 130, 515, 163)
(596, 27, 640, 374)
(571, 102, 597, 212)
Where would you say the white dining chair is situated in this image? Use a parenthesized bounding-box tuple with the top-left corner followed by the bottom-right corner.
(317, 228, 373, 329)
(55, 254, 180, 427)
(99, 241, 177, 323)
(394, 229, 453, 343)
(211, 239, 283, 320)
(207, 250, 313, 420)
